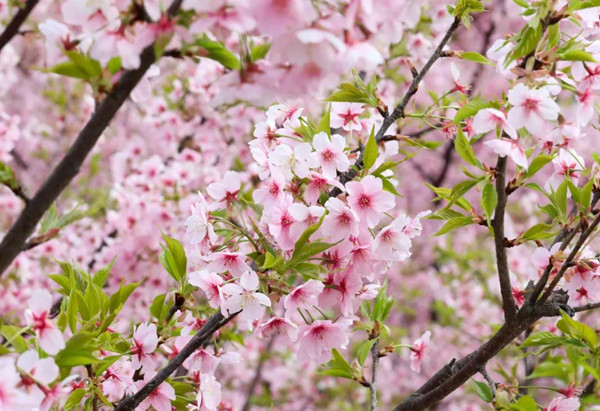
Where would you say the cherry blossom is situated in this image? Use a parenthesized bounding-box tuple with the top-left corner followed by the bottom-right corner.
(310, 132, 350, 179)
(321, 198, 360, 240)
(544, 396, 581, 411)
(205, 251, 252, 276)
(269, 142, 314, 179)
(189, 270, 223, 308)
(197, 373, 222, 411)
(256, 316, 298, 340)
(206, 171, 242, 208)
(547, 149, 585, 191)
(284, 280, 325, 318)
(330, 103, 364, 131)
(130, 323, 159, 371)
(507, 83, 560, 136)
(297, 319, 352, 363)
(219, 271, 271, 327)
(136, 375, 175, 411)
(472, 108, 517, 139)
(346, 176, 395, 227)
(372, 216, 413, 262)
(410, 330, 431, 373)
(24, 289, 65, 355)
(484, 137, 528, 169)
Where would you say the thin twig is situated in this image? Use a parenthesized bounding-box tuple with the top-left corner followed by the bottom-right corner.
(0, 0, 39, 54)
(328, 17, 461, 197)
(492, 156, 517, 323)
(115, 310, 235, 410)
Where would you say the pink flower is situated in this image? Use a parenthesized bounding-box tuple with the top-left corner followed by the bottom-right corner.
(297, 319, 352, 363)
(267, 198, 298, 251)
(197, 373, 222, 411)
(304, 172, 344, 204)
(547, 149, 585, 191)
(545, 396, 581, 411)
(136, 375, 175, 411)
(346, 176, 395, 227)
(284, 280, 324, 318)
(507, 83, 559, 136)
(0, 358, 32, 409)
(372, 216, 413, 262)
(185, 195, 217, 247)
(330, 103, 364, 131)
(205, 251, 252, 276)
(206, 171, 242, 208)
(321, 198, 359, 240)
(38, 19, 73, 64)
(410, 330, 431, 373)
(256, 317, 298, 340)
(472, 108, 517, 139)
(269, 142, 314, 179)
(219, 271, 271, 328)
(24, 289, 65, 355)
(131, 323, 159, 371)
(101, 358, 135, 402)
(310, 132, 350, 179)
(484, 137, 528, 169)
(189, 270, 223, 308)
(266, 102, 303, 128)
(288, 203, 325, 239)
(16, 350, 59, 407)
(253, 176, 286, 211)
(173, 336, 220, 374)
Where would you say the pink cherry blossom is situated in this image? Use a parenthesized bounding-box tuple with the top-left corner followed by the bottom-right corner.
(24, 289, 65, 355)
(547, 149, 585, 191)
(252, 176, 286, 211)
(197, 373, 222, 411)
(269, 142, 315, 179)
(304, 172, 344, 204)
(330, 103, 364, 131)
(219, 271, 271, 328)
(484, 137, 528, 169)
(189, 270, 223, 308)
(346, 176, 395, 227)
(173, 335, 220, 374)
(310, 132, 350, 179)
(507, 83, 560, 136)
(256, 316, 298, 340)
(185, 195, 217, 248)
(297, 319, 352, 363)
(284, 280, 325, 318)
(410, 330, 431, 373)
(101, 358, 135, 402)
(372, 216, 413, 262)
(205, 251, 252, 276)
(472, 108, 517, 139)
(288, 203, 325, 239)
(38, 19, 73, 64)
(206, 171, 242, 208)
(545, 396, 581, 411)
(136, 375, 175, 411)
(131, 323, 159, 371)
(321, 197, 360, 240)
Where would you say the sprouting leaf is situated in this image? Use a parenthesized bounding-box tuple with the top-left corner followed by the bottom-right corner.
(455, 128, 479, 167)
(461, 51, 491, 64)
(435, 216, 474, 236)
(362, 126, 378, 171)
(196, 36, 241, 70)
(453, 99, 490, 124)
(159, 234, 187, 283)
(480, 183, 497, 224)
(473, 380, 493, 403)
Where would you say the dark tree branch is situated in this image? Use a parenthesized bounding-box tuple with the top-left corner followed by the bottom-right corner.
(492, 156, 517, 323)
(115, 310, 235, 410)
(0, 0, 39, 54)
(328, 17, 461, 197)
(0, 0, 184, 276)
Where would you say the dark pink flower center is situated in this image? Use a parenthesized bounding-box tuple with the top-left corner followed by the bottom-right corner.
(522, 97, 539, 113)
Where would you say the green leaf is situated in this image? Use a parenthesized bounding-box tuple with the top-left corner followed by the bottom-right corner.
(324, 89, 369, 104)
(455, 128, 479, 167)
(330, 348, 354, 375)
(521, 223, 555, 241)
(453, 99, 490, 124)
(293, 214, 326, 257)
(40, 203, 59, 234)
(556, 180, 568, 217)
(357, 339, 378, 367)
(65, 388, 86, 411)
(65, 51, 102, 78)
(376, 174, 402, 197)
(520, 331, 565, 348)
(461, 51, 491, 64)
(480, 183, 498, 224)
(526, 154, 554, 177)
(316, 106, 331, 137)
(196, 36, 241, 70)
(251, 43, 271, 62)
(435, 216, 474, 236)
(45, 62, 90, 79)
(106, 57, 122, 75)
(0, 161, 19, 190)
(55, 349, 101, 367)
(0, 325, 28, 353)
(362, 126, 378, 171)
(559, 50, 597, 62)
(92, 258, 115, 288)
(509, 25, 542, 63)
(473, 380, 493, 403)
(159, 234, 187, 283)
(510, 395, 538, 411)
(558, 309, 598, 347)
(150, 294, 168, 322)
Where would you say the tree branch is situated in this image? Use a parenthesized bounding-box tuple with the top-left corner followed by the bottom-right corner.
(328, 17, 461, 197)
(0, 0, 38, 54)
(115, 310, 235, 410)
(0, 0, 184, 276)
(369, 339, 380, 411)
(492, 156, 517, 323)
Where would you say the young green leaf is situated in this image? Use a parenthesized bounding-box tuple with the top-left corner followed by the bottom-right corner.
(362, 126, 378, 171)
